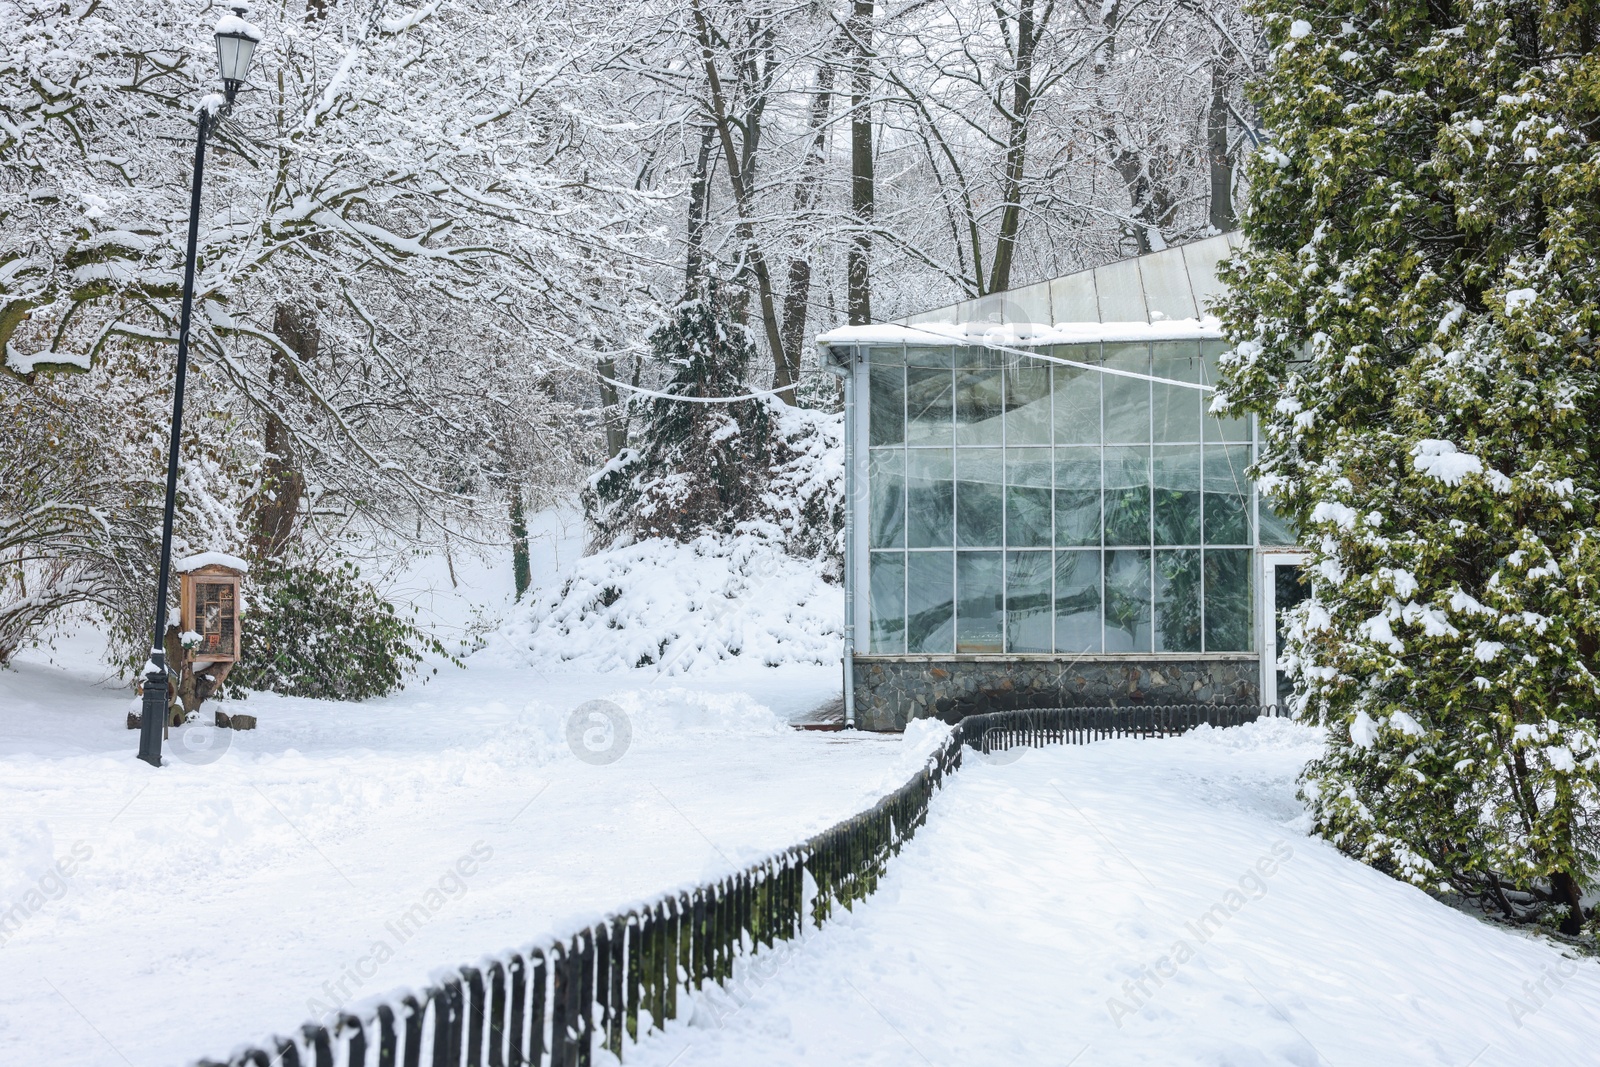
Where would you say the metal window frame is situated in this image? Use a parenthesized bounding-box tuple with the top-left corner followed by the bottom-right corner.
(852, 335, 1261, 661)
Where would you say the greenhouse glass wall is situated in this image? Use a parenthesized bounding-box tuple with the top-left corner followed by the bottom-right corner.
(819, 235, 1304, 730)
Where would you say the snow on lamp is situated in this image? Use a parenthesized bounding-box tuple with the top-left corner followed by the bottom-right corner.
(214, 6, 261, 104)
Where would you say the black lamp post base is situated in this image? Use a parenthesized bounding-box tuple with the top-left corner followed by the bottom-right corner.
(138, 674, 168, 766)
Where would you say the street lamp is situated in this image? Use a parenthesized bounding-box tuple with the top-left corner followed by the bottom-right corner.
(138, 7, 262, 768)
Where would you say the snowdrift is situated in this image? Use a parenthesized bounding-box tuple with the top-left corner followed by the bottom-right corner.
(481, 532, 842, 674)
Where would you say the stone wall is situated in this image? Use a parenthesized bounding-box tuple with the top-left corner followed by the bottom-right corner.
(852, 655, 1261, 732)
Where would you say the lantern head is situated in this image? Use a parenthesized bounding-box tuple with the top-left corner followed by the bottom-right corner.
(214, 6, 262, 104)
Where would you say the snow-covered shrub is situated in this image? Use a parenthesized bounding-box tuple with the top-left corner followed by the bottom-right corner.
(763, 401, 845, 579)
(482, 532, 841, 673)
(1218, 2, 1600, 936)
(228, 560, 452, 702)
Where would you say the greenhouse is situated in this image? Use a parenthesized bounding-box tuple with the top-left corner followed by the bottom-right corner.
(818, 234, 1305, 730)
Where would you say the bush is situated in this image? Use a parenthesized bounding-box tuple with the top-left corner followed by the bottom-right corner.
(228, 560, 452, 702)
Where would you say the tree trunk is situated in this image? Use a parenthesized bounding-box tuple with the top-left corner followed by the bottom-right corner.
(684, 124, 717, 296)
(253, 304, 311, 560)
(689, 0, 794, 400)
(847, 0, 875, 326)
(779, 56, 837, 368)
(987, 0, 1036, 295)
(596, 355, 627, 459)
(1551, 870, 1586, 935)
(509, 483, 531, 601)
(1207, 56, 1236, 233)
(163, 626, 229, 722)
(1095, 0, 1171, 255)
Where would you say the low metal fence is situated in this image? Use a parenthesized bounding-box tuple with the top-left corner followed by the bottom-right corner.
(200, 702, 1277, 1067)
(965, 703, 1283, 754)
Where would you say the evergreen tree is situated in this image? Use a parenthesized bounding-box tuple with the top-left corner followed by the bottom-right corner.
(1218, 1, 1600, 935)
(586, 285, 775, 545)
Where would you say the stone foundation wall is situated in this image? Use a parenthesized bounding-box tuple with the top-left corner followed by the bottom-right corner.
(852, 655, 1260, 732)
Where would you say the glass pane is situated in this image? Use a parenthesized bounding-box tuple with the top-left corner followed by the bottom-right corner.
(1004, 358, 1051, 445)
(906, 449, 954, 548)
(954, 369, 1004, 445)
(868, 448, 905, 548)
(1103, 445, 1151, 546)
(1154, 549, 1202, 652)
(956, 551, 1004, 652)
(1102, 343, 1150, 444)
(869, 363, 904, 447)
(1104, 549, 1152, 652)
(1053, 447, 1101, 547)
(1054, 550, 1101, 653)
(1005, 447, 1052, 548)
(1141, 246, 1200, 321)
(956, 448, 1003, 547)
(1260, 493, 1300, 546)
(907, 551, 955, 653)
(906, 368, 954, 446)
(1094, 256, 1148, 321)
(1204, 548, 1252, 651)
(1204, 444, 1251, 544)
(1201, 341, 1249, 442)
(1051, 346, 1101, 445)
(869, 551, 905, 653)
(1006, 551, 1053, 653)
(1152, 341, 1202, 443)
(1153, 445, 1202, 546)
(907, 345, 953, 368)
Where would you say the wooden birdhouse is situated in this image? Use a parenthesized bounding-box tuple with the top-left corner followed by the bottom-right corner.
(175, 554, 247, 669)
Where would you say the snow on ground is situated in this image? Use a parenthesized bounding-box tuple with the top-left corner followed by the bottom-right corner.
(625, 719, 1600, 1067)
(482, 531, 841, 674)
(0, 648, 916, 1067)
(0, 505, 888, 1067)
(8, 502, 1594, 1067)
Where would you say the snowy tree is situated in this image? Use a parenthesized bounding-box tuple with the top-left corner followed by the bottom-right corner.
(587, 284, 775, 544)
(2, 0, 655, 664)
(602, 0, 1264, 395)
(1217, 1, 1600, 935)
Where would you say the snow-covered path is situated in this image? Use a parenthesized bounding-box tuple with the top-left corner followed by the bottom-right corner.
(0, 648, 935, 1067)
(627, 719, 1600, 1067)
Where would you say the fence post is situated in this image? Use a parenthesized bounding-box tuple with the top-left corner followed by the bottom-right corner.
(275, 1037, 303, 1067)
(592, 926, 610, 1060)
(607, 919, 626, 1054)
(577, 933, 594, 1067)
(305, 1024, 333, 1067)
(507, 957, 526, 1067)
(529, 950, 548, 1067)
(625, 914, 642, 1041)
(548, 945, 568, 1067)
(653, 900, 670, 1026)
(402, 994, 424, 1067)
(690, 890, 707, 990)
(485, 964, 506, 1067)
(378, 1004, 400, 1067)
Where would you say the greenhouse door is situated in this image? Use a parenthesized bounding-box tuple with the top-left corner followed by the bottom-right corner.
(1261, 553, 1309, 710)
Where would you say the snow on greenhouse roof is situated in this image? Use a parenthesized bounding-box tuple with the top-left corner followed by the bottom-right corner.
(823, 232, 1242, 340)
(816, 316, 1223, 348)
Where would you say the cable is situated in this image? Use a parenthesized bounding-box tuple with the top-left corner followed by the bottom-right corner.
(551, 320, 1225, 406)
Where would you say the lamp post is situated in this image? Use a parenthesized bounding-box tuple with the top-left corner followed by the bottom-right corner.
(138, 8, 261, 768)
